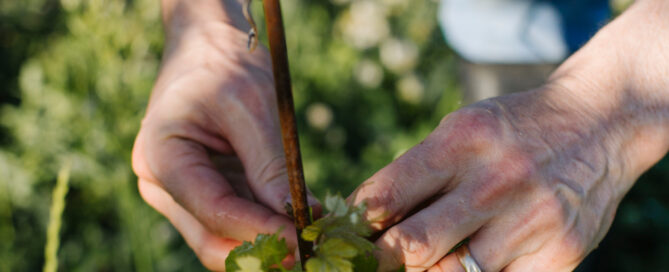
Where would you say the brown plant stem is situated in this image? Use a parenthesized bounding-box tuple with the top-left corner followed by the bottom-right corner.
(261, 0, 313, 267)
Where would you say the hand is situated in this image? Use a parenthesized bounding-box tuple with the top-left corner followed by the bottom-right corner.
(349, 1, 669, 271)
(132, 2, 317, 269)
(351, 88, 624, 271)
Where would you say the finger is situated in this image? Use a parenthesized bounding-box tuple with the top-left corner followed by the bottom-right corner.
(210, 154, 256, 201)
(210, 154, 325, 220)
(348, 128, 461, 230)
(210, 142, 321, 217)
(138, 179, 243, 270)
(139, 179, 299, 270)
(503, 234, 586, 272)
(147, 64, 317, 217)
(374, 188, 490, 271)
(428, 254, 464, 272)
(205, 72, 321, 215)
(428, 192, 570, 272)
(144, 130, 297, 246)
(428, 232, 518, 272)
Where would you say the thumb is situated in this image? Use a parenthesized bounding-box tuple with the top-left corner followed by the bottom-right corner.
(215, 93, 320, 216)
(243, 145, 320, 217)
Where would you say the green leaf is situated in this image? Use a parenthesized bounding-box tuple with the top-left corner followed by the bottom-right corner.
(326, 231, 375, 254)
(226, 241, 256, 272)
(225, 233, 290, 272)
(305, 256, 353, 272)
(254, 234, 290, 267)
(302, 224, 322, 242)
(305, 238, 357, 272)
(351, 253, 378, 272)
(324, 194, 349, 216)
(319, 238, 357, 259)
(236, 256, 264, 272)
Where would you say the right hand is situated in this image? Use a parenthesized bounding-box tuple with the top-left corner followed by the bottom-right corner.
(132, 13, 316, 270)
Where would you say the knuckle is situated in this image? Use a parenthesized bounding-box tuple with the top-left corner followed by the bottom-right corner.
(441, 107, 502, 150)
(512, 191, 569, 237)
(500, 151, 537, 181)
(558, 232, 589, 264)
(535, 193, 568, 226)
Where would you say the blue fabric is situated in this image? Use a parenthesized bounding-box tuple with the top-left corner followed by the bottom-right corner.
(437, 0, 612, 63)
(544, 0, 611, 52)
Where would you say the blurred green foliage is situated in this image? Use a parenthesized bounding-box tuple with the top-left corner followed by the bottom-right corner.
(0, 0, 666, 271)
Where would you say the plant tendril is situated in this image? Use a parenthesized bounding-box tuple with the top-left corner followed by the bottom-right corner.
(242, 0, 258, 52)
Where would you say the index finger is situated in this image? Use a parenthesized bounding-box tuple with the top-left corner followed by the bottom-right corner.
(348, 109, 496, 230)
(137, 129, 296, 245)
(348, 127, 459, 230)
(138, 179, 298, 270)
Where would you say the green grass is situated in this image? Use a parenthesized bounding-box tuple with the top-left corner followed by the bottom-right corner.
(43, 163, 71, 272)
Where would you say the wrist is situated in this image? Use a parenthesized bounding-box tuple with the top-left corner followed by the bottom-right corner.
(547, 0, 669, 187)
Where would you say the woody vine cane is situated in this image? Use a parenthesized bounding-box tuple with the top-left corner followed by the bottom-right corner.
(243, 0, 314, 266)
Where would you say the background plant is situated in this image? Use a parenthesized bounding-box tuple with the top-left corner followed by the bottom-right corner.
(0, 0, 667, 271)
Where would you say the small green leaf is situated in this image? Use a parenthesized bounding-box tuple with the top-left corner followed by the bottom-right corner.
(254, 233, 290, 266)
(236, 256, 263, 272)
(319, 238, 357, 259)
(305, 238, 357, 272)
(324, 194, 349, 216)
(351, 253, 378, 272)
(302, 224, 322, 242)
(349, 213, 359, 224)
(305, 257, 328, 272)
(305, 256, 353, 272)
(327, 231, 375, 254)
(225, 233, 290, 272)
(226, 241, 255, 272)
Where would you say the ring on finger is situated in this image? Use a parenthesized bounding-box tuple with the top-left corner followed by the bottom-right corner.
(456, 244, 482, 272)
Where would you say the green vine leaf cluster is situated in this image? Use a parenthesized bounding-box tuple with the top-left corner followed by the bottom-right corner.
(225, 195, 378, 272)
(302, 194, 376, 272)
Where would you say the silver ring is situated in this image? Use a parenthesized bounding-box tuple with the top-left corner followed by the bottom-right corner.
(456, 244, 482, 272)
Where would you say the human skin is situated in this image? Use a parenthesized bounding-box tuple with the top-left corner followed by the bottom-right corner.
(348, 0, 669, 271)
(133, 0, 669, 271)
(132, 0, 319, 270)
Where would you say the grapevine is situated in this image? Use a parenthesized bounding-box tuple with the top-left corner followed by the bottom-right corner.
(230, 1, 386, 271)
(225, 195, 379, 272)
